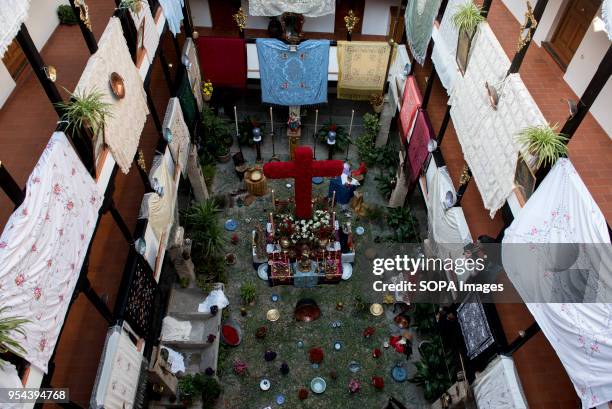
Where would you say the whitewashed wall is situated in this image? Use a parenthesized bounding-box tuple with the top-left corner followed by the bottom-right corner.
(362, 0, 399, 36)
(190, 0, 212, 27)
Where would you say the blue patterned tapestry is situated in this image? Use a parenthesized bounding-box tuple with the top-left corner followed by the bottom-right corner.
(256, 39, 330, 106)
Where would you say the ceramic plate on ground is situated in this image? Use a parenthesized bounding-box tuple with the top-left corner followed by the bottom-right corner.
(348, 361, 361, 373)
(355, 226, 365, 235)
(275, 394, 285, 405)
(224, 219, 238, 231)
(286, 183, 292, 188)
(370, 303, 384, 316)
(260, 378, 271, 391)
(266, 309, 280, 322)
(310, 377, 327, 394)
(257, 263, 269, 280)
(312, 176, 323, 184)
(391, 365, 407, 382)
(341, 263, 353, 280)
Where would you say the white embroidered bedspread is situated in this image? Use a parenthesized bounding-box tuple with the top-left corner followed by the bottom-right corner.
(163, 98, 190, 175)
(0, 132, 103, 373)
(76, 17, 149, 174)
(450, 24, 546, 217)
(130, 2, 160, 64)
(248, 0, 335, 17)
(183, 38, 203, 110)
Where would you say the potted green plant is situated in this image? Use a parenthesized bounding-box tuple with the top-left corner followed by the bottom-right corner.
(240, 282, 257, 305)
(409, 335, 456, 401)
(374, 171, 396, 200)
(451, 2, 485, 74)
(118, 0, 143, 13)
(183, 199, 225, 259)
(57, 5, 79, 25)
(200, 107, 233, 163)
(201, 377, 222, 409)
(55, 88, 113, 138)
(177, 373, 206, 405)
(517, 123, 568, 169)
(0, 308, 28, 367)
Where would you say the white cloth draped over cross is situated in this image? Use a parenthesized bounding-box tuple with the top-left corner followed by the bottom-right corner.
(76, 17, 149, 174)
(450, 23, 545, 217)
(0, 0, 30, 58)
(0, 132, 103, 373)
(163, 97, 191, 176)
(248, 0, 335, 17)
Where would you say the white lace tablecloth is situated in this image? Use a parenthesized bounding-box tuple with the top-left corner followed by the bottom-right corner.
(76, 17, 149, 174)
(248, 0, 335, 17)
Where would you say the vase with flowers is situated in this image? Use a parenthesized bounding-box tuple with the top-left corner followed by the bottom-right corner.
(202, 79, 213, 102)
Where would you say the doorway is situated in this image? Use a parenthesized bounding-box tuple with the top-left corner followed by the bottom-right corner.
(543, 0, 601, 69)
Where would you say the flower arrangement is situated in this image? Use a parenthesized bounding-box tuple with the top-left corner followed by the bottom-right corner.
(275, 210, 333, 244)
(371, 376, 385, 390)
(202, 80, 213, 98)
(233, 359, 248, 376)
(348, 379, 361, 394)
(309, 347, 324, 364)
(287, 111, 301, 130)
(298, 388, 309, 400)
(363, 326, 376, 338)
(372, 348, 382, 358)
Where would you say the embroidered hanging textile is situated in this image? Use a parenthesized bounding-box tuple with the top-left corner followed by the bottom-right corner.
(91, 326, 144, 409)
(125, 259, 157, 338)
(404, 0, 442, 65)
(431, 0, 468, 93)
(158, 0, 184, 36)
(248, 0, 335, 17)
(177, 73, 198, 133)
(76, 17, 149, 174)
(196, 37, 247, 88)
(0, 0, 30, 58)
(457, 293, 495, 359)
(337, 41, 391, 100)
(473, 356, 528, 409)
(0, 132, 103, 373)
(604, 0, 612, 41)
(502, 158, 612, 409)
(399, 75, 422, 139)
(141, 155, 176, 242)
(130, 2, 160, 64)
(183, 38, 203, 110)
(406, 108, 433, 182)
(163, 97, 190, 175)
(256, 39, 330, 106)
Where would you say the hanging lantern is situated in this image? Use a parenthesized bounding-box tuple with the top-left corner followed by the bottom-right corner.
(327, 130, 336, 145)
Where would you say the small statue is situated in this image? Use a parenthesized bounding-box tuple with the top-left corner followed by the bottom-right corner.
(299, 253, 312, 272)
(168, 231, 196, 285)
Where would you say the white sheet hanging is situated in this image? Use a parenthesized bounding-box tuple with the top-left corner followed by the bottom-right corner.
(248, 0, 335, 17)
(0, 132, 103, 373)
(426, 164, 472, 260)
(76, 17, 149, 174)
(603, 0, 612, 41)
(140, 155, 176, 242)
(502, 158, 612, 409)
(0, 0, 30, 58)
(159, 0, 184, 36)
(183, 38, 203, 111)
(91, 326, 143, 409)
(473, 355, 528, 409)
(130, 1, 160, 64)
(431, 0, 468, 94)
(163, 98, 190, 175)
(450, 26, 545, 217)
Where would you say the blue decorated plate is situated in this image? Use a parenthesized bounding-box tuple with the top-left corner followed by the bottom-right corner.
(391, 365, 407, 382)
(312, 176, 324, 184)
(355, 226, 365, 235)
(224, 219, 238, 231)
(275, 394, 285, 405)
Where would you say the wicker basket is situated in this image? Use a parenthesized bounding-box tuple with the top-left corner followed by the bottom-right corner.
(244, 167, 268, 196)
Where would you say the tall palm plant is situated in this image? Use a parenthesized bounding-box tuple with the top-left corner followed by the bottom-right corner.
(184, 199, 225, 258)
(0, 307, 28, 367)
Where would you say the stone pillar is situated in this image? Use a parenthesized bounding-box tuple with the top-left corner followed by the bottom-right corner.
(375, 93, 397, 147)
(388, 151, 408, 208)
(168, 227, 196, 285)
(187, 144, 209, 202)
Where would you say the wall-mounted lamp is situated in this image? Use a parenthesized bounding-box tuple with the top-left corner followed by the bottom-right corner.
(567, 99, 578, 118)
(427, 138, 438, 152)
(163, 127, 173, 143)
(181, 54, 192, 70)
(402, 63, 411, 78)
(44, 65, 57, 82)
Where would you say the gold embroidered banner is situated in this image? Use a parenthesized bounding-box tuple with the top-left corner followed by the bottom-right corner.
(337, 41, 391, 100)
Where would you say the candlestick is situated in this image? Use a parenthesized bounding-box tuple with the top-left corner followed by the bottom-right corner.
(313, 109, 318, 159)
(234, 106, 239, 135)
(270, 107, 274, 132)
(332, 211, 336, 228)
(348, 109, 354, 137)
(271, 189, 275, 211)
(331, 191, 336, 208)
